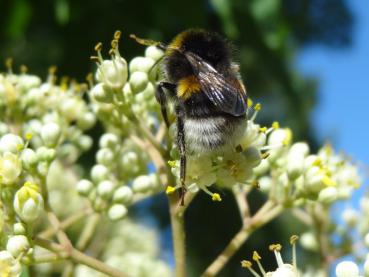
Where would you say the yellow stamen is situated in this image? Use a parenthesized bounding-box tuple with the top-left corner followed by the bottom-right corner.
(5, 58, 13, 71)
(130, 34, 161, 47)
(247, 98, 253, 107)
(252, 180, 260, 188)
(25, 133, 33, 141)
(20, 65, 28, 74)
(254, 103, 261, 111)
(272, 121, 280, 129)
(259, 127, 267, 133)
(165, 186, 176, 194)
(48, 65, 57, 75)
(114, 30, 121, 40)
(322, 176, 336, 186)
(167, 160, 177, 168)
(252, 251, 261, 261)
(290, 235, 299, 244)
(111, 39, 118, 50)
(212, 193, 222, 202)
(261, 152, 270, 159)
(94, 42, 103, 52)
(241, 260, 252, 268)
(282, 128, 292, 146)
(269, 244, 282, 252)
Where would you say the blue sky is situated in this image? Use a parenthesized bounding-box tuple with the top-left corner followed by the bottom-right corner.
(298, 0, 369, 174)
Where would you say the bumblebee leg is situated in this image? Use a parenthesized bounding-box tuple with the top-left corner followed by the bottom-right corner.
(176, 106, 187, 206)
(156, 82, 176, 127)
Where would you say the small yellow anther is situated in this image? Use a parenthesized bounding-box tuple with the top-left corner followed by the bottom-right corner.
(20, 65, 28, 74)
(212, 193, 222, 202)
(167, 160, 177, 168)
(111, 39, 118, 49)
(114, 30, 122, 40)
(108, 49, 114, 56)
(90, 56, 100, 62)
(48, 65, 57, 75)
(261, 152, 270, 159)
(252, 180, 260, 189)
(252, 251, 261, 261)
(254, 103, 261, 111)
(86, 73, 93, 82)
(272, 121, 280, 129)
(25, 133, 33, 141)
(259, 127, 267, 133)
(166, 186, 176, 194)
(282, 129, 292, 146)
(269, 244, 282, 252)
(241, 260, 252, 268)
(5, 58, 13, 70)
(94, 42, 103, 52)
(290, 235, 299, 244)
(247, 98, 253, 108)
(322, 176, 336, 186)
(16, 144, 24, 151)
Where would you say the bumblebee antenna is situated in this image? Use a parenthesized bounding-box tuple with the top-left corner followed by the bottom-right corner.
(130, 34, 167, 51)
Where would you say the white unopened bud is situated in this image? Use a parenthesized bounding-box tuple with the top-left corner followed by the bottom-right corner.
(243, 147, 261, 167)
(129, 57, 155, 73)
(76, 179, 94, 196)
(99, 133, 119, 149)
(59, 98, 85, 122)
(21, 148, 38, 169)
(318, 186, 338, 205)
(90, 83, 113, 103)
(96, 148, 115, 166)
(77, 135, 93, 151)
(6, 235, 29, 258)
(129, 71, 148, 93)
(0, 250, 22, 276)
(132, 175, 153, 193)
(287, 151, 305, 180)
(113, 186, 133, 204)
(97, 180, 115, 199)
(300, 232, 319, 251)
(13, 223, 26, 235)
(0, 152, 22, 185)
(122, 83, 134, 104)
(0, 134, 24, 154)
(91, 164, 109, 183)
(13, 182, 44, 223)
(36, 146, 56, 162)
(335, 261, 359, 277)
(289, 142, 310, 157)
(108, 204, 127, 221)
(145, 46, 164, 61)
(77, 112, 96, 130)
(259, 176, 272, 193)
(40, 122, 61, 147)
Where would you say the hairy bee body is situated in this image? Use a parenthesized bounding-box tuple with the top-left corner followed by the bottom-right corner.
(162, 30, 247, 153)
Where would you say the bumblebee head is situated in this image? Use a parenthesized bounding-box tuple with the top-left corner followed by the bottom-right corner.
(170, 30, 232, 70)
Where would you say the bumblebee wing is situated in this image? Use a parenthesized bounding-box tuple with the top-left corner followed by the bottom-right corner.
(186, 53, 247, 116)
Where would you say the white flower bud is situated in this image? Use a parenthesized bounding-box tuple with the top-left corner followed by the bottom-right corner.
(335, 261, 359, 277)
(13, 223, 26, 235)
(132, 175, 153, 193)
(90, 83, 113, 103)
(96, 57, 128, 89)
(259, 176, 272, 193)
(342, 209, 358, 227)
(77, 112, 96, 130)
(129, 71, 148, 93)
(59, 97, 85, 122)
(304, 167, 324, 193)
(0, 152, 22, 185)
(318, 186, 338, 205)
(253, 159, 270, 176)
(37, 161, 49, 176)
(77, 135, 93, 152)
(113, 186, 133, 204)
(287, 148, 305, 179)
(145, 46, 164, 61)
(36, 146, 56, 162)
(21, 148, 38, 169)
(13, 182, 44, 223)
(129, 57, 155, 73)
(300, 232, 319, 251)
(0, 250, 22, 276)
(97, 180, 115, 199)
(76, 179, 94, 196)
(18, 74, 41, 91)
(40, 122, 61, 147)
(96, 148, 115, 166)
(6, 235, 30, 257)
(122, 83, 134, 104)
(91, 164, 109, 183)
(0, 134, 24, 154)
(289, 142, 310, 157)
(108, 204, 127, 221)
(99, 133, 119, 149)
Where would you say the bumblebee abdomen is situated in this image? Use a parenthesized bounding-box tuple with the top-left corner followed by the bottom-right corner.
(184, 114, 246, 153)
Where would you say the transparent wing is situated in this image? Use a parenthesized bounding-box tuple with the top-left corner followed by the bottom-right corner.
(185, 53, 247, 116)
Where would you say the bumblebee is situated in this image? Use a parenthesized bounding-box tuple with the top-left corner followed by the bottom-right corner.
(132, 30, 248, 204)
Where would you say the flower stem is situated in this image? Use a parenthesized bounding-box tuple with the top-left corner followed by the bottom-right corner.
(201, 203, 283, 276)
(35, 237, 129, 277)
(169, 194, 186, 277)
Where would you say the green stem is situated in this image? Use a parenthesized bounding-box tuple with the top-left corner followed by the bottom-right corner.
(35, 237, 129, 277)
(201, 203, 283, 277)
